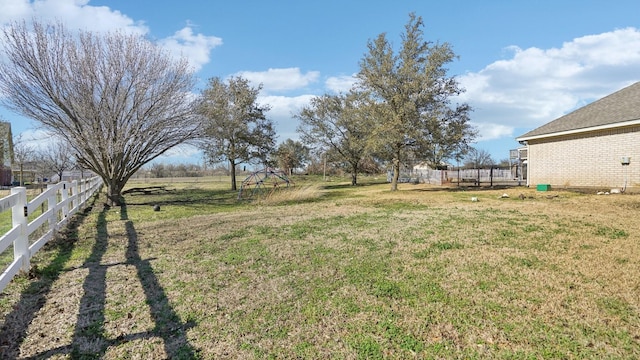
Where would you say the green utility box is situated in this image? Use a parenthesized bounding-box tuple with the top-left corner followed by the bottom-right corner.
(536, 184, 551, 191)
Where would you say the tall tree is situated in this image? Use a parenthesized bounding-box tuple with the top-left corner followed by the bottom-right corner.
(197, 76, 275, 190)
(0, 120, 14, 168)
(296, 90, 376, 185)
(357, 13, 475, 190)
(0, 21, 200, 205)
(275, 139, 309, 176)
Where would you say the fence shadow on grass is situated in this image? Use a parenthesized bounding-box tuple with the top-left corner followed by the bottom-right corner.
(0, 195, 98, 359)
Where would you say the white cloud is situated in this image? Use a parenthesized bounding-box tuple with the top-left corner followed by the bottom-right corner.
(0, 0, 148, 34)
(471, 122, 513, 142)
(0, 0, 220, 72)
(234, 68, 320, 92)
(0, 0, 31, 23)
(260, 94, 315, 140)
(159, 26, 222, 72)
(325, 74, 357, 93)
(457, 27, 640, 137)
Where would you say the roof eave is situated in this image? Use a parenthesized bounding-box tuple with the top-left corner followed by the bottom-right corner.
(516, 118, 640, 143)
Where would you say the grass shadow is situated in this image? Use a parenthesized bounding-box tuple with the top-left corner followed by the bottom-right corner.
(124, 187, 239, 209)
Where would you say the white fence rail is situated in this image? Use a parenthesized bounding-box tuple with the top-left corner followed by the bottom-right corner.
(0, 177, 102, 292)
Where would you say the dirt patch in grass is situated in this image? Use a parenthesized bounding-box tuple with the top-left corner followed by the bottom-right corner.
(1, 180, 639, 358)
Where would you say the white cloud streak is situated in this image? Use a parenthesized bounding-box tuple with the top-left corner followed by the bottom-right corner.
(234, 68, 320, 92)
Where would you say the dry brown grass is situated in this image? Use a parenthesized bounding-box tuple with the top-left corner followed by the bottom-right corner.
(1, 180, 639, 359)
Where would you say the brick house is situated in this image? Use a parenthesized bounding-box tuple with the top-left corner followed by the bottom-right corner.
(516, 81, 640, 191)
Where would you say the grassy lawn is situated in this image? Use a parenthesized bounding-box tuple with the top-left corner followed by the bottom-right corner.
(0, 176, 639, 359)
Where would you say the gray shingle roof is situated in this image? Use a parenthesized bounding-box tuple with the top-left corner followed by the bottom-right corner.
(517, 81, 640, 140)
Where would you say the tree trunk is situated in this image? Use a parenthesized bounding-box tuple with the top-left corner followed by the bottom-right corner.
(391, 157, 400, 191)
(106, 179, 126, 206)
(230, 160, 237, 191)
(350, 162, 358, 186)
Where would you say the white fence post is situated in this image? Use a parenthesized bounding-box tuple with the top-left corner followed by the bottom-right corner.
(11, 187, 29, 273)
(47, 183, 57, 232)
(72, 180, 79, 211)
(61, 182, 69, 219)
(80, 179, 87, 204)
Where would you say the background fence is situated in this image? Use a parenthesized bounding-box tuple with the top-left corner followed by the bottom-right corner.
(389, 168, 516, 185)
(0, 177, 102, 292)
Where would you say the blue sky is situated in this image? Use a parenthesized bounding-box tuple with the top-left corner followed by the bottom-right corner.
(2, 0, 640, 165)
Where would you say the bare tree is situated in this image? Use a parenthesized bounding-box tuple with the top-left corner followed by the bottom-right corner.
(0, 21, 200, 204)
(38, 139, 75, 182)
(463, 148, 495, 169)
(12, 136, 34, 186)
(0, 120, 14, 168)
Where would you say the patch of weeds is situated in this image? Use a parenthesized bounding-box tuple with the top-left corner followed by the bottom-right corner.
(523, 224, 543, 233)
(286, 220, 324, 240)
(355, 237, 379, 251)
(597, 296, 634, 319)
(218, 228, 249, 241)
(301, 301, 330, 324)
(344, 258, 387, 285)
(219, 249, 247, 265)
(496, 228, 517, 239)
(476, 280, 497, 291)
(349, 334, 383, 360)
(373, 200, 425, 212)
(415, 280, 448, 303)
(294, 341, 317, 358)
(507, 255, 542, 268)
(595, 226, 629, 239)
(380, 319, 424, 353)
(615, 257, 629, 264)
(410, 237, 426, 244)
(431, 241, 464, 251)
(253, 225, 274, 235)
(372, 278, 402, 299)
(413, 249, 432, 259)
(337, 296, 362, 314)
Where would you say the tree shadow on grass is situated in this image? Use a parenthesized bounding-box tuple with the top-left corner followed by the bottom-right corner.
(65, 202, 198, 358)
(1, 197, 198, 359)
(0, 195, 98, 359)
(120, 203, 198, 358)
(125, 187, 239, 209)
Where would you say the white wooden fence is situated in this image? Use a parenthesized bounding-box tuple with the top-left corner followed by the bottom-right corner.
(0, 177, 102, 292)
